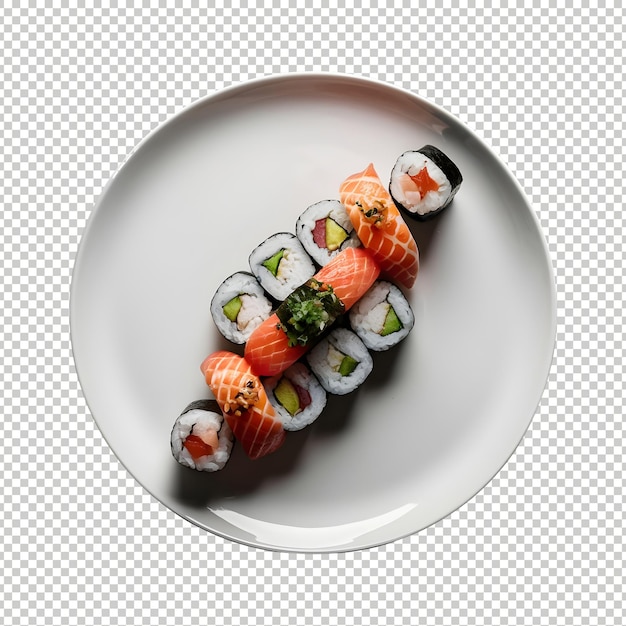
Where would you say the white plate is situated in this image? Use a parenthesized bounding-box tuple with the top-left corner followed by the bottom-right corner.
(71, 74, 556, 552)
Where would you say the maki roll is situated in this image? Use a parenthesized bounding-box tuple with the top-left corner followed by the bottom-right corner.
(210, 272, 273, 344)
(295, 199, 361, 266)
(249, 232, 316, 301)
(389, 145, 463, 220)
(306, 328, 373, 395)
(170, 399, 234, 472)
(349, 280, 414, 351)
(263, 361, 327, 431)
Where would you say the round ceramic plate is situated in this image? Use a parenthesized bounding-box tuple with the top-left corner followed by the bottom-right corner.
(71, 74, 556, 552)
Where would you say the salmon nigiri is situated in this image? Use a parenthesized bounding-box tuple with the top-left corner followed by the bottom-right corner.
(339, 163, 419, 288)
(244, 317, 309, 378)
(314, 247, 380, 310)
(245, 247, 380, 377)
(201, 351, 285, 460)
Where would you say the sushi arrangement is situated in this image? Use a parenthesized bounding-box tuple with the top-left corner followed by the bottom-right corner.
(170, 146, 462, 472)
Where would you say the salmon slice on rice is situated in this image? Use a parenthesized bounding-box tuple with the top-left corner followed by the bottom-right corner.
(339, 163, 419, 289)
(201, 351, 285, 460)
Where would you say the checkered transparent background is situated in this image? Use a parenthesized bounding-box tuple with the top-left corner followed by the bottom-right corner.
(1, 3, 623, 625)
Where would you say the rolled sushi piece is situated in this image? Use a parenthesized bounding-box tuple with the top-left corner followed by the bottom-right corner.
(210, 271, 273, 344)
(306, 327, 373, 395)
(170, 399, 234, 472)
(295, 199, 361, 266)
(263, 361, 327, 431)
(249, 232, 316, 301)
(389, 145, 463, 220)
(349, 280, 414, 351)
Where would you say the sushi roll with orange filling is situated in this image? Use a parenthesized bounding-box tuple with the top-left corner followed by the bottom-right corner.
(389, 145, 463, 220)
(170, 399, 234, 471)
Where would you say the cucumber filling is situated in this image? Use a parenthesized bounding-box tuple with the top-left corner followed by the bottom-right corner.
(338, 355, 359, 376)
(380, 305, 403, 336)
(262, 249, 285, 276)
(222, 296, 242, 322)
(327, 343, 359, 376)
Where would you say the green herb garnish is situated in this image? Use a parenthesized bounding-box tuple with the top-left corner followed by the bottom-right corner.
(276, 279, 345, 347)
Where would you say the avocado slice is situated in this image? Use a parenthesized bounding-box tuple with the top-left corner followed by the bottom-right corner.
(262, 248, 285, 276)
(338, 355, 359, 376)
(274, 377, 300, 416)
(325, 218, 349, 252)
(222, 295, 242, 322)
(380, 305, 403, 336)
